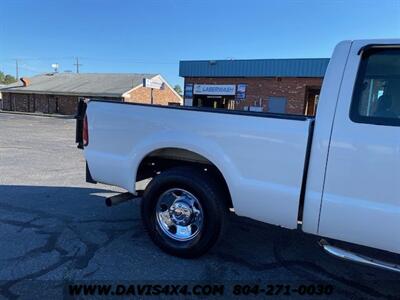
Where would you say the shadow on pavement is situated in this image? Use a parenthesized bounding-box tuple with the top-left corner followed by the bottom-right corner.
(0, 185, 399, 299)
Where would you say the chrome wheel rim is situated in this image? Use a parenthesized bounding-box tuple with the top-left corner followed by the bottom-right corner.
(156, 188, 203, 241)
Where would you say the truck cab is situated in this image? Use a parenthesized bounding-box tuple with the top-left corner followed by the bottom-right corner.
(303, 40, 400, 257)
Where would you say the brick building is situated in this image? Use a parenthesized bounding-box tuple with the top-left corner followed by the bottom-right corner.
(1, 73, 182, 115)
(179, 58, 329, 115)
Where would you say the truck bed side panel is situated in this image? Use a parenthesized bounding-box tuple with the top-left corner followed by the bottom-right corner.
(85, 103, 311, 229)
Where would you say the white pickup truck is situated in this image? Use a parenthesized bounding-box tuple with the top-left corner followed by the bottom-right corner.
(76, 39, 400, 273)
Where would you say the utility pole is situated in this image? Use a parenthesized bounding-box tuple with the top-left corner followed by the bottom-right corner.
(15, 59, 19, 79)
(74, 57, 82, 73)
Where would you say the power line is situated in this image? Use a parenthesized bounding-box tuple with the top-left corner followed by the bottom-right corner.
(0, 57, 179, 65)
(1, 61, 52, 74)
(0, 56, 75, 62)
(1, 56, 180, 77)
(80, 58, 178, 64)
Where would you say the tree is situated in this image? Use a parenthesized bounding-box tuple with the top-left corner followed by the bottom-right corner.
(0, 71, 16, 84)
(3, 74, 17, 84)
(173, 84, 183, 96)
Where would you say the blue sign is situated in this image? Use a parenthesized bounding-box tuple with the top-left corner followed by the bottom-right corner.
(236, 84, 247, 100)
(185, 84, 193, 98)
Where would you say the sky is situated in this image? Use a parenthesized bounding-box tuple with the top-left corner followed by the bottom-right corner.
(0, 0, 399, 86)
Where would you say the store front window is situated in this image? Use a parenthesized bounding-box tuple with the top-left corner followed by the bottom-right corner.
(184, 83, 244, 110)
(190, 84, 236, 109)
(193, 95, 234, 109)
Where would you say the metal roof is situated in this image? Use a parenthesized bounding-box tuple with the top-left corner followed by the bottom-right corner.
(0, 73, 158, 97)
(179, 58, 330, 78)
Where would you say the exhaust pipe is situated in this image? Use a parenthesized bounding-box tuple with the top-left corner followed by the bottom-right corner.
(105, 192, 138, 207)
(319, 239, 400, 274)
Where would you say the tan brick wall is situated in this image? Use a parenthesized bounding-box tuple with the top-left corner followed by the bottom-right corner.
(2, 93, 123, 115)
(2, 93, 79, 115)
(124, 85, 182, 106)
(185, 77, 323, 115)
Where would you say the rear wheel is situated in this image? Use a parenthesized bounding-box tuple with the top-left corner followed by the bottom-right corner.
(141, 167, 227, 258)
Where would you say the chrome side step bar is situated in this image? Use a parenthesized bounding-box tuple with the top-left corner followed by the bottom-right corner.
(105, 192, 140, 207)
(319, 239, 400, 274)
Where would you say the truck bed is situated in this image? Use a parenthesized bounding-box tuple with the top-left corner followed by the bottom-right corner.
(83, 100, 313, 229)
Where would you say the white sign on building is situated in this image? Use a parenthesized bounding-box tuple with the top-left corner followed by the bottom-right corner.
(193, 84, 236, 95)
(143, 78, 164, 90)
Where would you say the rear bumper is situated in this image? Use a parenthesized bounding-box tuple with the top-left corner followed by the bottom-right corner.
(86, 162, 97, 184)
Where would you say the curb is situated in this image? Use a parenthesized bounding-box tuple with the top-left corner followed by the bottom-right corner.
(0, 110, 75, 119)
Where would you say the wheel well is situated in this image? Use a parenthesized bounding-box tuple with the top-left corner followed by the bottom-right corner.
(136, 147, 233, 209)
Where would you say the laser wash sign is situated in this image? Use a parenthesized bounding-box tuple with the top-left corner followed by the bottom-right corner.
(193, 84, 236, 95)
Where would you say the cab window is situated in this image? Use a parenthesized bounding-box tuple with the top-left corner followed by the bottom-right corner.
(350, 48, 400, 126)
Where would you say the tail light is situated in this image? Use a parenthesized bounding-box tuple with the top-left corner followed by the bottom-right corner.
(83, 114, 89, 146)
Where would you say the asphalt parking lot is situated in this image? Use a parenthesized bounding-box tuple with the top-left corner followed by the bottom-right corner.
(0, 112, 399, 299)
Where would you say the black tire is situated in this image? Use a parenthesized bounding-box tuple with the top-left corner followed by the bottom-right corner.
(141, 166, 227, 258)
